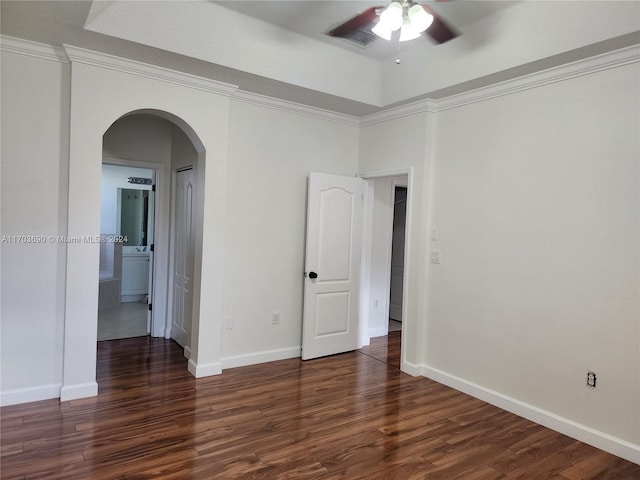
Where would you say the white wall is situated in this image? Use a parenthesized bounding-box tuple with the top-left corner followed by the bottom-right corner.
(221, 99, 359, 365)
(359, 52, 640, 461)
(0, 51, 70, 404)
(0, 43, 360, 403)
(427, 62, 639, 447)
(171, 125, 198, 172)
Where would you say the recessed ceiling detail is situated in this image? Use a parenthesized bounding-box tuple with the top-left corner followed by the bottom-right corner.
(1, 1, 638, 116)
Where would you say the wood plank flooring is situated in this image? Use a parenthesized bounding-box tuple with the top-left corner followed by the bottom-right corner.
(359, 331, 401, 368)
(2, 336, 639, 479)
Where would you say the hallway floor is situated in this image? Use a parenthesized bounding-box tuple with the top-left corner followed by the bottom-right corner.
(97, 302, 148, 341)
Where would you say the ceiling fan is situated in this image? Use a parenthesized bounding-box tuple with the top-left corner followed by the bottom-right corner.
(328, 1, 458, 45)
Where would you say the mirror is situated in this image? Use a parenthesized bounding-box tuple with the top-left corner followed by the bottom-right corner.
(118, 188, 149, 246)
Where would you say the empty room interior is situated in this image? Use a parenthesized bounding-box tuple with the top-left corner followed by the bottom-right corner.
(1, 0, 639, 477)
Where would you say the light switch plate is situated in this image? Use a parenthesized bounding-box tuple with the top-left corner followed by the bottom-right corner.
(430, 250, 441, 264)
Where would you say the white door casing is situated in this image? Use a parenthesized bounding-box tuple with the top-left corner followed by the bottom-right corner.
(171, 168, 195, 348)
(146, 183, 155, 334)
(302, 172, 363, 360)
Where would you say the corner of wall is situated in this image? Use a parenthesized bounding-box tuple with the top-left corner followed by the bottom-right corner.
(59, 382, 98, 402)
(187, 359, 222, 378)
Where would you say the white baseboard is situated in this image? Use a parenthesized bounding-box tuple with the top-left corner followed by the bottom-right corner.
(400, 360, 423, 377)
(187, 359, 222, 378)
(0, 383, 61, 406)
(368, 327, 388, 338)
(421, 364, 640, 465)
(222, 346, 301, 370)
(60, 382, 98, 402)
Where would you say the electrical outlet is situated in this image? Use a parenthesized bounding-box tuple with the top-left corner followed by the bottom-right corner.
(430, 250, 441, 264)
(587, 371, 597, 388)
(373, 299, 379, 308)
(272, 311, 280, 325)
(225, 317, 234, 330)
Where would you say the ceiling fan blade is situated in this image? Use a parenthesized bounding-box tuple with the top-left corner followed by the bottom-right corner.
(328, 6, 381, 38)
(425, 9, 458, 44)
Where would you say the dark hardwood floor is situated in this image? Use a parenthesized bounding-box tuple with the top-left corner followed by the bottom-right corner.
(2, 335, 639, 479)
(359, 330, 401, 368)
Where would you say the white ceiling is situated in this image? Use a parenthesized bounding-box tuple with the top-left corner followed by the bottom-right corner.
(2, 1, 639, 116)
(215, 1, 516, 60)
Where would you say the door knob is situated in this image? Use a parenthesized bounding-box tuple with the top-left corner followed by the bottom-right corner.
(308, 271, 318, 279)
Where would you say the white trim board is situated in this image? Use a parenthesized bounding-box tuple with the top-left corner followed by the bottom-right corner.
(2, 35, 359, 126)
(221, 346, 301, 370)
(1, 35, 238, 96)
(63, 44, 239, 97)
(0, 384, 62, 407)
(0, 35, 67, 63)
(232, 91, 359, 127)
(60, 382, 99, 402)
(4, 35, 638, 128)
(421, 364, 640, 465)
(188, 360, 222, 378)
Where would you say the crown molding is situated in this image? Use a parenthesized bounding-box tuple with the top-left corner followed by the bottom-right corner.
(361, 44, 640, 125)
(0, 35, 68, 63)
(359, 98, 437, 126)
(2, 35, 356, 123)
(63, 44, 239, 97)
(4, 35, 638, 126)
(232, 90, 360, 127)
(435, 44, 640, 112)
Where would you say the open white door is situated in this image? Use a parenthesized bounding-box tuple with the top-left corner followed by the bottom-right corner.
(302, 172, 363, 360)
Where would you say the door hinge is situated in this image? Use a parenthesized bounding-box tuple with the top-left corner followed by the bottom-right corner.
(150, 244, 154, 252)
(152, 184, 156, 192)
(148, 303, 152, 311)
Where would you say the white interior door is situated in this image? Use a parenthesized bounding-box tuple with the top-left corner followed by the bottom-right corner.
(171, 168, 195, 348)
(302, 172, 363, 360)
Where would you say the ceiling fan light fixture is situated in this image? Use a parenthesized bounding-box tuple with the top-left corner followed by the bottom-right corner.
(372, 20, 393, 40)
(330, 0, 458, 46)
(380, 2, 404, 31)
(407, 4, 433, 33)
(399, 17, 421, 42)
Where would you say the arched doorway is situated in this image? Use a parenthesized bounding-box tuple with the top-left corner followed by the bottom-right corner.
(98, 113, 201, 354)
(61, 99, 229, 401)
